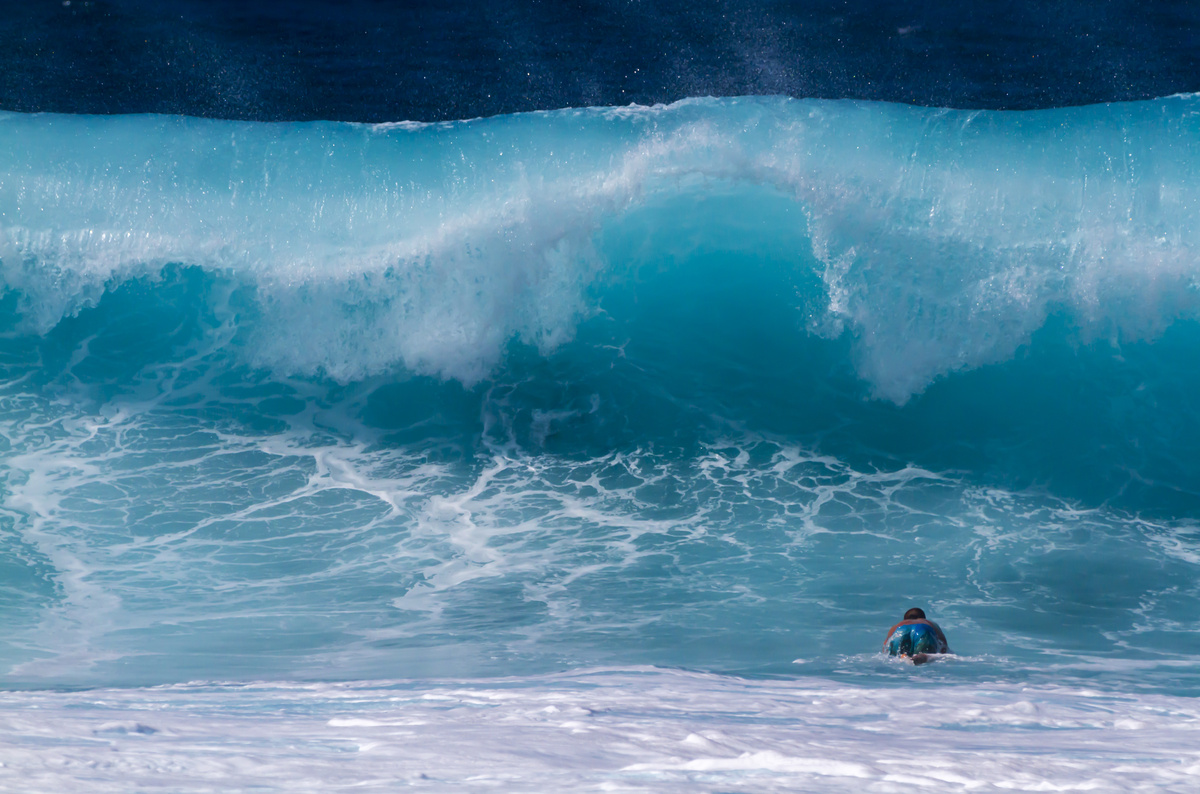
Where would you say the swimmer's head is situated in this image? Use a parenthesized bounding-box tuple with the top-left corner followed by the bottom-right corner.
(904, 607, 926, 620)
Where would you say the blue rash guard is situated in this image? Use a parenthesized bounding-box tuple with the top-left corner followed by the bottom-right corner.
(885, 621, 949, 657)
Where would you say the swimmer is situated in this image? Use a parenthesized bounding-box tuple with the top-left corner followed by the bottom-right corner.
(884, 607, 950, 665)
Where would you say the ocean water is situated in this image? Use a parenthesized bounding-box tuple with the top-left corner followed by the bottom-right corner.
(3, 3, 1200, 791)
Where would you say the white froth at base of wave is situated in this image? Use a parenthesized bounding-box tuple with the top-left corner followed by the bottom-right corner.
(0, 669, 1197, 793)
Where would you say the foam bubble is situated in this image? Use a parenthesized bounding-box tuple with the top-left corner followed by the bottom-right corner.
(0, 671, 1198, 792)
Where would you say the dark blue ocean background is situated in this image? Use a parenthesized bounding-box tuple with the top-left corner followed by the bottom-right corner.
(4, 0, 1200, 120)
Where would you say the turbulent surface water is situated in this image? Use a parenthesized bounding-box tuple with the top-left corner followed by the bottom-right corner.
(4, 670, 1200, 792)
(2, 95, 1200, 789)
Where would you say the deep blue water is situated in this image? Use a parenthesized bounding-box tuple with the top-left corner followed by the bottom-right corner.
(1, 2, 1199, 701)
(3, 0, 1200, 120)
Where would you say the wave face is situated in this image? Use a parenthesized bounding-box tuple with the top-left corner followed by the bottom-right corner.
(2, 96, 1200, 691)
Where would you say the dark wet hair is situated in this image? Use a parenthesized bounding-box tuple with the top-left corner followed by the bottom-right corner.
(904, 607, 926, 620)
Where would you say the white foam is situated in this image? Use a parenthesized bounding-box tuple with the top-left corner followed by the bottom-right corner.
(0, 669, 1197, 792)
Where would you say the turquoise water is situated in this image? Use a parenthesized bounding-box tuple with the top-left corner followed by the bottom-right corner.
(2, 96, 1199, 695)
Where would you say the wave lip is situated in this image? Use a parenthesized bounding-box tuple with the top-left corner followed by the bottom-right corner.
(3, 96, 1200, 399)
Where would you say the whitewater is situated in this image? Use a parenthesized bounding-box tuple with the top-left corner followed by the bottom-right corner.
(1, 95, 1199, 790)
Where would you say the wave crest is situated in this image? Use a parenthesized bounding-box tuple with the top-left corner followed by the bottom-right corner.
(2, 96, 1199, 399)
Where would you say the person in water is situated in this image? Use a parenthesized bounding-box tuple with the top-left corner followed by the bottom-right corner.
(884, 607, 950, 665)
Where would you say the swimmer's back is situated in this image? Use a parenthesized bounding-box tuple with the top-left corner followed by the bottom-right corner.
(884, 618, 949, 657)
